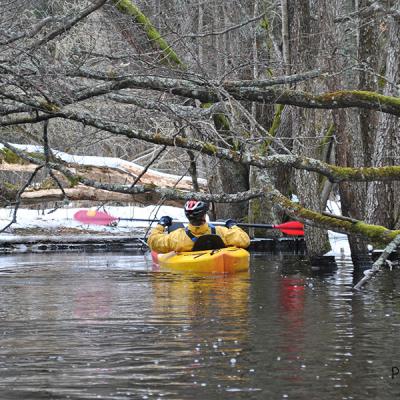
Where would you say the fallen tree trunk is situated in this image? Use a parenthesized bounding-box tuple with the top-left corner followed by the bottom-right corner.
(20, 185, 183, 206)
(0, 144, 206, 205)
(0, 160, 206, 191)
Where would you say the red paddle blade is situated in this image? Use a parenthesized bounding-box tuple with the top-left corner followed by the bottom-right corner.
(274, 221, 304, 236)
(279, 228, 304, 236)
(74, 210, 118, 225)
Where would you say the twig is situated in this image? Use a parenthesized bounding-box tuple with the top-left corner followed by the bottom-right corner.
(187, 150, 199, 192)
(43, 121, 67, 198)
(353, 234, 400, 290)
(183, 12, 266, 38)
(32, 0, 108, 49)
(130, 145, 167, 188)
(0, 165, 44, 233)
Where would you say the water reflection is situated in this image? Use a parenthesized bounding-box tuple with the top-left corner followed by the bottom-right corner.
(278, 276, 306, 383)
(150, 272, 253, 391)
(151, 272, 249, 322)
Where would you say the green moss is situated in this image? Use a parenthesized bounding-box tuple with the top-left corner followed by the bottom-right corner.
(213, 113, 230, 131)
(260, 16, 269, 30)
(39, 102, 60, 112)
(378, 76, 386, 89)
(0, 148, 26, 164)
(331, 165, 400, 181)
(27, 152, 46, 161)
(318, 90, 400, 107)
(202, 143, 218, 154)
(265, 68, 273, 77)
(66, 175, 81, 187)
(275, 192, 400, 245)
(36, 178, 57, 190)
(112, 0, 184, 68)
(261, 104, 284, 155)
(248, 199, 268, 236)
(319, 123, 334, 154)
(318, 124, 335, 188)
(202, 103, 231, 135)
(4, 182, 18, 191)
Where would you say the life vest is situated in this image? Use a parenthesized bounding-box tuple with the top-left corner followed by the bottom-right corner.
(185, 223, 217, 242)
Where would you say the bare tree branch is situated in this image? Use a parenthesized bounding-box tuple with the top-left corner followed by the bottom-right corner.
(0, 16, 54, 45)
(130, 145, 167, 188)
(183, 12, 266, 38)
(353, 234, 400, 290)
(0, 165, 44, 233)
(32, 0, 108, 49)
(66, 73, 400, 117)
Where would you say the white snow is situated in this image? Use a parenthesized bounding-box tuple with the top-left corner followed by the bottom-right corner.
(0, 205, 186, 234)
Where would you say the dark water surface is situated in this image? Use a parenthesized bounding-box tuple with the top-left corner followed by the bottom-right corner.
(0, 251, 400, 399)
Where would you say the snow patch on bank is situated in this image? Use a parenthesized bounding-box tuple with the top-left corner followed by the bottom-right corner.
(0, 205, 186, 234)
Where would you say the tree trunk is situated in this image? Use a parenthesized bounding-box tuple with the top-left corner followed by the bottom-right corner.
(289, 0, 330, 256)
(331, 0, 369, 254)
(208, 160, 249, 221)
(358, 0, 380, 167)
(366, 11, 400, 229)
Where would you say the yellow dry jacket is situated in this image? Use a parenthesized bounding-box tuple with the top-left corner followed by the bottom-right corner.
(147, 222, 250, 253)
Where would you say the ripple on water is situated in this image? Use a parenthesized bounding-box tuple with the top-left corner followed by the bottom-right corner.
(0, 252, 399, 399)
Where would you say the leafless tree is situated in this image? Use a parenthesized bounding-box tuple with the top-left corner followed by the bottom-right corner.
(1, 0, 400, 257)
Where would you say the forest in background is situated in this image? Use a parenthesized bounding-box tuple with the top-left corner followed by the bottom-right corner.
(1, 0, 400, 257)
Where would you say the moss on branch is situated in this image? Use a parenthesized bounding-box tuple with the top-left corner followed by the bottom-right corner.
(270, 190, 400, 246)
(330, 165, 400, 181)
(317, 90, 400, 108)
(0, 148, 27, 164)
(112, 0, 184, 68)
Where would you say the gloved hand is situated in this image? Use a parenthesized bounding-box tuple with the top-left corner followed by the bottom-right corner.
(225, 219, 237, 228)
(158, 216, 172, 227)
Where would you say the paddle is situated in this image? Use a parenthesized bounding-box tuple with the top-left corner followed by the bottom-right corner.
(74, 209, 304, 236)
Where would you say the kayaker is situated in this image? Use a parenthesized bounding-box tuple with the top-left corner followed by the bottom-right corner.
(147, 199, 250, 253)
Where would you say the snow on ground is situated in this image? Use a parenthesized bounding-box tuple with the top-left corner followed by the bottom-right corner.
(0, 205, 186, 234)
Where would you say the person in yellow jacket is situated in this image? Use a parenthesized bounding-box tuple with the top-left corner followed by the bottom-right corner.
(147, 199, 250, 253)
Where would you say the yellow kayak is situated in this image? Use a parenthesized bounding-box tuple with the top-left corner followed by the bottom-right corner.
(151, 247, 250, 274)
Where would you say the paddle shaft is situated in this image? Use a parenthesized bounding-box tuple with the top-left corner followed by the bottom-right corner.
(73, 210, 304, 234)
(114, 218, 299, 230)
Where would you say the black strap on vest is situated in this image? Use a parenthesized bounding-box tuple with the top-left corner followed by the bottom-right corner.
(185, 224, 216, 242)
(192, 234, 226, 251)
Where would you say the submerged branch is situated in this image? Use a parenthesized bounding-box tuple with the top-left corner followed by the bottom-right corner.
(353, 234, 400, 290)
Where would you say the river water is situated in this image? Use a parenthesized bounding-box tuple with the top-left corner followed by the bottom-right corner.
(0, 251, 399, 399)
